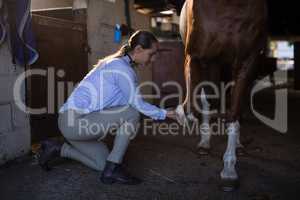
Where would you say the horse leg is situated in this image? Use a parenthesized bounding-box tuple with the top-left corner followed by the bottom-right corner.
(220, 120, 240, 191)
(197, 88, 212, 154)
(220, 75, 243, 190)
(193, 59, 221, 155)
(175, 54, 192, 125)
(221, 56, 258, 191)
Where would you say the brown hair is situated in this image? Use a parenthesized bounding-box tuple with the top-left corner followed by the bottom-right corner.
(94, 30, 158, 67)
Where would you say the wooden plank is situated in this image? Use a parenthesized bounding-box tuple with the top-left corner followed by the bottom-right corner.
(32, 14, 85, 31)
(29, 15, 88, 142)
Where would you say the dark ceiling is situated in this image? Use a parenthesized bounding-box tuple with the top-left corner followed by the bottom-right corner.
(134, 0, 300, 37)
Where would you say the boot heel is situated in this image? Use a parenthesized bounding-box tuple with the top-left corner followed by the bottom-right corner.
(37, 150, 52, 171)
(37, 140, 62, 171)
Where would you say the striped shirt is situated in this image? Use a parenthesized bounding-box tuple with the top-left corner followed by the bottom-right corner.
(59, 55, 167, 120)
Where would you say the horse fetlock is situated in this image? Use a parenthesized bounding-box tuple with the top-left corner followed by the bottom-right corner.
(198, 125, 211, 148)
(197, 140, 210, 149)
(226, 121, 240, 135)
(175, 105, 187, 125)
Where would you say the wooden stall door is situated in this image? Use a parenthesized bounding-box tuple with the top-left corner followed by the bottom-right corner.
(29, 14, 88, 142)
(152, 41, 185, 107)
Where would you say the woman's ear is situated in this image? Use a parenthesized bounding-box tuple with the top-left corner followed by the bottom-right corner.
(134, 45, 143, 53)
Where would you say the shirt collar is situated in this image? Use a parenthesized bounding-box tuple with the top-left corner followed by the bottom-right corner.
(122, 54, 137, 67)
(122, 54, 131, 64)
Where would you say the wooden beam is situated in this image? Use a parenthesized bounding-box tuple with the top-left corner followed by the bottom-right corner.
(124, 0, 132, 34)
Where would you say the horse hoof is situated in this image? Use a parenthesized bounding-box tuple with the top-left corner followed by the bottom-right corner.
(220, 178, 240, 192)
(197, 147, 210, 156)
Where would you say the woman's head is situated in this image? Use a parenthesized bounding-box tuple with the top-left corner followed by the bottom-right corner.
(95, 30, 158, 68)
(125, 30, 159, 66)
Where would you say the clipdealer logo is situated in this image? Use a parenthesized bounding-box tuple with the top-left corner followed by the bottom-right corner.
(250, 70, 288, 133)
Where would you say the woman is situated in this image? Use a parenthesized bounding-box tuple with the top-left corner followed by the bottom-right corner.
(38, 30, 177, 185)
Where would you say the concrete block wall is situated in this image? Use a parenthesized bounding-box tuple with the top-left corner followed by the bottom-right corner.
(0, 42, 31, 165)
(87, 0, 151, 66)
(87, 0, 153, 98)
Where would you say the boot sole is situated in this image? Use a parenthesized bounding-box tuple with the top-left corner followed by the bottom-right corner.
(100, 177, 116, 184)
(100, 176, 142, 185)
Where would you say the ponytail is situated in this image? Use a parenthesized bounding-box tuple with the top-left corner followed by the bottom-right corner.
(94, 30, 158, 68)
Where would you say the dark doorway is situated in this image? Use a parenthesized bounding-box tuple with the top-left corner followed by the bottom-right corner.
(28, 13, 88, 142)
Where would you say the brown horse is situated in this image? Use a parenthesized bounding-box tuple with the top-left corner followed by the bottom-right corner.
(176, 0, 268, 191)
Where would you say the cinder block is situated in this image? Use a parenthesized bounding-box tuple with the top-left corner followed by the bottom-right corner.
(11, 103, 30, 129)
(0, 103, 13, 133)
(87, 0, 150, 67)
(0, 42, 14, 75)
(0, 127, 31, 165)
(0, 75, 20, 103)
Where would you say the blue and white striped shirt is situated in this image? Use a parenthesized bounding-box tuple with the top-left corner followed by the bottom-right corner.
(59, 55, 167, 120)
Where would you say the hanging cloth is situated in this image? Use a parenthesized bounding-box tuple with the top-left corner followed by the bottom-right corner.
(0, 0, 7, 45)
(1, 0, 38, 66)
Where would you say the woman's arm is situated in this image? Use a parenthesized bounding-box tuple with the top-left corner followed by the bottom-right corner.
(115, 66, 167, 120)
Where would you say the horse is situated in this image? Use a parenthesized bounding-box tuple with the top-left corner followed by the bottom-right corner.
(176, 0, 268, 191)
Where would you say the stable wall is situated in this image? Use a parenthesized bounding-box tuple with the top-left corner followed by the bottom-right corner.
(0, 42, 31, 165)
(87, 0, 153, 97)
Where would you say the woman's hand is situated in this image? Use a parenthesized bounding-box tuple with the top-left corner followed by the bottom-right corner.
(166, 110, 177, 121)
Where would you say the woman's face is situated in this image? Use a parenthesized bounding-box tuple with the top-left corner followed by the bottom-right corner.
(133, 42, 158, 67)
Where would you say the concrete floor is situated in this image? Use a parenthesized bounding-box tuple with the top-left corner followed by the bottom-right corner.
(1, 89, 300, 200)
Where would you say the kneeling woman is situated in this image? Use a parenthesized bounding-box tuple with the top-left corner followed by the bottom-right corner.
(38, 30, 176, 185)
